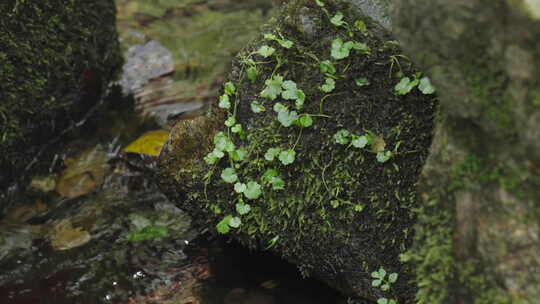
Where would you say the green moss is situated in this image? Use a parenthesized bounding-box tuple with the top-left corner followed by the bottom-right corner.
(530, 88, 540, 107)
(458, 261, 513, 304)
(407, 148, 537, 303)
(0, 0, 122, 189)
(399, 198, 455, 304)
(466, 69, 514, 133)
(449, 152, 526, 198)
(159, 0, 436, 300)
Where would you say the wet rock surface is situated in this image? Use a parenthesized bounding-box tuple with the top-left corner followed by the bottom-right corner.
(0, 153, 201, 303)
(119, 39, 175, 96)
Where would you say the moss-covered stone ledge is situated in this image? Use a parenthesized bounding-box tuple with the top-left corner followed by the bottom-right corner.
(392, 0, 540, 303)
(0, 0, 122, 192)
(158, 0, 436, 301)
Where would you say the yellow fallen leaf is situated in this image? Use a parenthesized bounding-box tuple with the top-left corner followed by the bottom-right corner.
(371, 135, 386, 153)
(260, 280, 279, 289)
(123, 129, 169, 156)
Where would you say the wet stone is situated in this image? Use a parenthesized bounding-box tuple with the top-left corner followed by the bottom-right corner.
(119, 39, 175, 96)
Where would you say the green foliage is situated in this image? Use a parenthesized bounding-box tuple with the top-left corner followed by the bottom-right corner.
(244, 181, 263, 199)
(334, 129, 351, 145)
(377, 299, 397, 304)
(250, 100, 266, 113)
(247, 66, 258, 82)
(354, 20, 367, 33)
(334, 129, 395, 163)
(395, 77, 419, 95)
(217, 215, 241, 233)
(320, 60, 337, 75)
(371, 267, 398, 291)
(261, 75, 283, 100)
(376, 151, 393, 163)
(371, 267, 399, 304)
(265, 147, 282, 161)
(234, 182, 247, 193)
(330, 12, 346, 27)
(295, 91, 306, 109)
(127, 225, 169, 242)
(273, 102, 287, 113)
(213, 132, 235, 152)
(282, 80, 299, 99)
(278, 149, 296, 165)
(225, 116, 236, 127)
(229, 216, 242, 228)
(355, 77, 370, 87)
(331, 38, 351, 60)
(298, 115, 313, 127)
(277, 108, 299, 127)
(264, 33, 294, 49)
(236, 201, 251, 215)
(418, 77, 435, 94)
(395, 74, 436, 95)
(258, 45, 276, 58)
(331, 38, 370, 60)
(224, 81, 236, 95)
(354, 204, 364, 212)
(231, 124, 243, 134)
(219, 94, 231, 109)
(351, 134, 368, 148)
(221, 167, 238, 183)
(262, 169, 285, 190)
(204, 149, 225, 165)
(320, 78, 336, 92)
(229, 147, 246, 161)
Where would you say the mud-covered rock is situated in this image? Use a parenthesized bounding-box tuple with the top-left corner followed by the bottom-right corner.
(158, 0, 436, 301)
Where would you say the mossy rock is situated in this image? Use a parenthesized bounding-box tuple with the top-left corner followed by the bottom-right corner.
(158, 0, 436, 301)
(392, 0, 540, 303)
(0, 0, 122, 191)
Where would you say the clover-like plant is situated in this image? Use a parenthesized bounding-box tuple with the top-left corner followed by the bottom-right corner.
(395, 73, 436, 95)
(261, 75, 283, 100)
(330, 12, 346, 27)
(320, 78, 336, 93)
(371, 267, 398, 292)
(371, 267, 399, 304)
(217, 215, 242, 234)
(418, 76, 435, 94)
(320, 60, 336, 76)
(355, 77, 370, 87)
(333, 129, 396, 163)
(261, 169, 285, 190)
(247, 66, 258, 82)
(257, 45, 276, 58)
(331, 38, 370, 60)
(264, 33, 294, 49)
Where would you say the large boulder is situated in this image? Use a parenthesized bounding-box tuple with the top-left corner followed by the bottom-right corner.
(0, 0, 122, 193)
(392, 1, 540, 303)
(157, 0, 436, 301)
